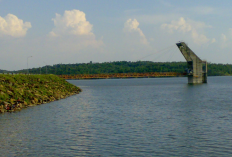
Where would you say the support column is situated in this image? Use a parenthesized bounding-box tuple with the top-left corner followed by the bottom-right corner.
(176, 42, 207, 84)
(202, 61, 207, 83)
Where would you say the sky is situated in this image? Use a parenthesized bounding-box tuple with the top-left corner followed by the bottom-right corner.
(0, 0, 232, 70)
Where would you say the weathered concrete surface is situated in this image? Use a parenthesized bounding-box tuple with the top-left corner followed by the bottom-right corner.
(176, 42, 207, 84)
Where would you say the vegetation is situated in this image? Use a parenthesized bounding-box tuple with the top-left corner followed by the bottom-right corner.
(0, 74, 81, 113)
(10, 61, 232, 76)
(0, 69, 7, 73)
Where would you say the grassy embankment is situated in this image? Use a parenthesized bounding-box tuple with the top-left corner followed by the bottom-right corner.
(0, 74, 81, 113)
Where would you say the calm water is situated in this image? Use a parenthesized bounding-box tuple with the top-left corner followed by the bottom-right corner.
(1, 77, 232, 156)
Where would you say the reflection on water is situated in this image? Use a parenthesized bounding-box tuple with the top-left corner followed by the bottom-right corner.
(1, 77, 232, 156)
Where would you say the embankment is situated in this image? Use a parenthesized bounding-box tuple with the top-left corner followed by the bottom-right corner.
(0, 74, 81, 113)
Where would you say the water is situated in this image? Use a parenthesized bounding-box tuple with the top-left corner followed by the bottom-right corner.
(1, 76, 232, 156)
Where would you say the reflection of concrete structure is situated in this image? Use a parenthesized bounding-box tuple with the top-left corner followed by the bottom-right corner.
(176, 42, 207, 84)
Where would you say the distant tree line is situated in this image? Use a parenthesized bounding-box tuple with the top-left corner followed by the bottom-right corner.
(9, 61, 232, 76)
(0, 69, 7, 73)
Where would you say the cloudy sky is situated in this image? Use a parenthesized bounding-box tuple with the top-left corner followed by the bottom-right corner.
(0, 0, 232, 70)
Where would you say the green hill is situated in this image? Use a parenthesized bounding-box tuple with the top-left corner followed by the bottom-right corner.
(8, 61, 232, 76)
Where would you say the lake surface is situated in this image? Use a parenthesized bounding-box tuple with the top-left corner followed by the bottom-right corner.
(1, 76, 232, 156)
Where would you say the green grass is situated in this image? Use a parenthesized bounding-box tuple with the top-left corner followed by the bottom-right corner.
(0, 74, 81, 106)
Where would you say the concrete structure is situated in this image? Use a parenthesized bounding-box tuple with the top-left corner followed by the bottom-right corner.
(58, 72, 185, 79)
(176, 42, 207, 84)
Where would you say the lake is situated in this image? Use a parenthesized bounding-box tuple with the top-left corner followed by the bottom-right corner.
(1, 76, 232, 156)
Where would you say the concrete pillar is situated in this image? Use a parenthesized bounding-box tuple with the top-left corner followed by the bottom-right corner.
(176, 42, 207, 84)
(202, 61, 207, 83)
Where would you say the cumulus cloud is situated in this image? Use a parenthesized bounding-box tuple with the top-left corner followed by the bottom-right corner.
(229, 28, 232, 37)
(161, 17, 213, 44)
(123, 18, 148, 45)
(49, 9, 93, 36)
(48, 9, 104, 54)
(219, 31, 232, 48)
(220, 33, 228, 48)
(221, 34, 227, 42)
(211, 38, 216, 43)
(0, 14, 31, 37)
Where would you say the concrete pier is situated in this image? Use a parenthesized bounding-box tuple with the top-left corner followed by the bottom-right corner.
(176, 42, 207, 84)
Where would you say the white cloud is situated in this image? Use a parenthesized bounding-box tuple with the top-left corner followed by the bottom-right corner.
(161, 17, 213, 44)
(161, 17, 191, 33)
(219, 28, 232, 48)
(211, 38, 216, 43)
(191, 29, 210, 44)
(123, 18, 148, 45)
(221, 34, 227, 42)
(49, 9, 93, 36)
(229, 28, 232, 37)
(0, 14, 31, 37)
(48, 9, 104, 51)
(220, 34, 228, 48)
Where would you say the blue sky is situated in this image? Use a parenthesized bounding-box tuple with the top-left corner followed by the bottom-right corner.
(0, 0, 232, 70)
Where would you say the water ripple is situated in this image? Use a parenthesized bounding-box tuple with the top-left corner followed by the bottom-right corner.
(1, 77, 232, 156)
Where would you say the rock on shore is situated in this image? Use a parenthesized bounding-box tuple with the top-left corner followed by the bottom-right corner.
(0, 74, 81, 113)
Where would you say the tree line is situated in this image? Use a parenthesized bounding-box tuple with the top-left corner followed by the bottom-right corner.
(9, 61, 232, 76)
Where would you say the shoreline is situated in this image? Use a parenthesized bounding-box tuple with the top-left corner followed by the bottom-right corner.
(0, 91, 81, 113)
(0, 74, 81, 114)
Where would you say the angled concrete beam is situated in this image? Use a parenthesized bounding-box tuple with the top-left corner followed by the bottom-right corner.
(176, 42, 207, 84)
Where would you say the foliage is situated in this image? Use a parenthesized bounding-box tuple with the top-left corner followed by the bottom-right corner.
(8, 61, 232, 76)
(0, 74, 81, 104)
